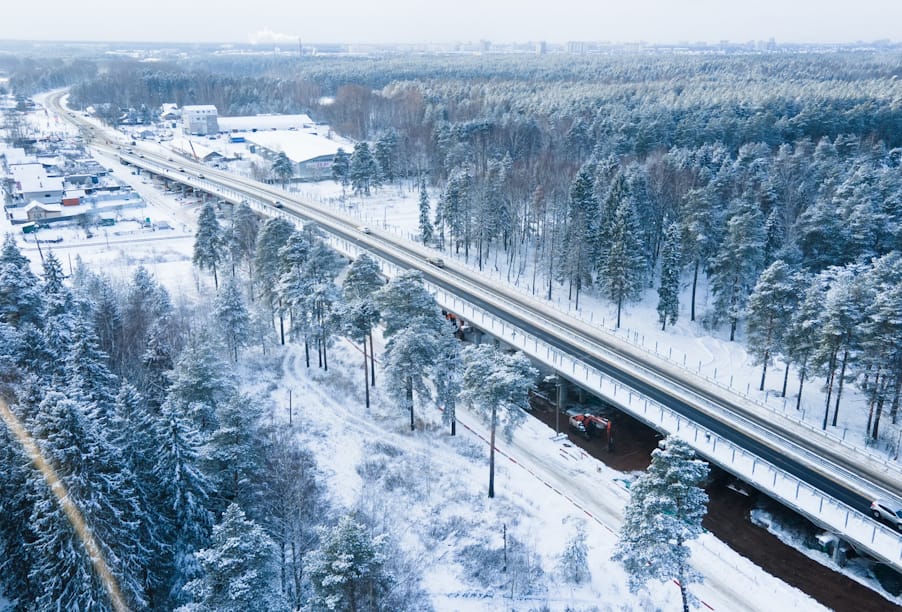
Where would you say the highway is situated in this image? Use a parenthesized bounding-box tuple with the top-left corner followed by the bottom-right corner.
(48, 91, 902, 555)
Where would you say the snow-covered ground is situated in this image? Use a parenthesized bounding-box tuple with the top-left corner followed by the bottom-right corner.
(4, 97, 896, 609)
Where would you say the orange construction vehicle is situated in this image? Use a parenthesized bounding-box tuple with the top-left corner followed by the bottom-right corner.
(568, 413, 614, 452)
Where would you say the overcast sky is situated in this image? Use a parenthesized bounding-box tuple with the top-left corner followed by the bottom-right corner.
(3, 1, 901, 46)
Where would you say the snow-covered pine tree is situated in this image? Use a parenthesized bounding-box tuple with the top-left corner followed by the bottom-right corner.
(342, 253, 383, 386)
(226, 202, 260, 282)
(166, 335, 236, 434)
(28, 390, 148, 610)
(271, 151, 293, 188)
(745, 260, 797, 391)
(193, 203, 225, 289)
(376, 271, 446, 429)
(562, 163, 597, 310)
(418, 179, 434, 246)
(255, 217, 295, 344)
(815, 264, 870, 429)
(679, 186, 723, 322)
(859, 253, 902, 440)
(0, 234, 43, 330)
(657, 222, 682, 330)
(213, 275, 251, 363)
(181, 503, 286, 612)
(349, 141, 380, 196)
(460, 344, 537, 498)
(613, 436, 709, 612)
(305, 514, 391, 612)
(152, 399, 214, 608)
(708, 197, 765, 341)
(785, 273, 824, 410)
(601, 195, 647, 328)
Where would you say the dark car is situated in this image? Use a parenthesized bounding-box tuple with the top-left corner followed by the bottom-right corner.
(274, 201, 284, 208)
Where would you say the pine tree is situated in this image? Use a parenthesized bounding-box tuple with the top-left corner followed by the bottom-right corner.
(679, 186, 724, 322)
(561, 164, 597, 309)
(271, 151, 293, 188)
(376, 271, 445, 430)
(601, 196, 647, 328)
(28, 390, 148, 610)
(461, 344, 537, 498)
(708, 197, 765, 341)
(227, 202, 260, 282)
(342, 254, 383, 387)
(255, 218, 295, 345)
(206, 394, 264, 509)
(305, 514, 391, 612)
(182, 503, 286, 612)
(745, 260, 797, 391)
(613, 436, 709, 612)
(785, 274, 824, 409)
(193, 203, 225, 289)
(152, 400, 214, 608)
(331, 148, 350, 190)
(418, 179, 434, 246)
(0, 234, 43, 329)
(349, 141, 379, 196)
(657, 222, 682, 330)
(213, 275, 251, 363)
(374, 130, 398, 184)
(167, 336, 236, 433)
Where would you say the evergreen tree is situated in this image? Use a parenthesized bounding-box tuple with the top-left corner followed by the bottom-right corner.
(0, 234, 43, 329)
(193, 203, 225, 289)
(213, 275, 251, 363)
(152, 400, 214, 609)
(305, 514, 391, 612)
(206, 394, 264, 509)
(28, 391, 148, 610)
(460, 344, 537, 498)
(342, 254, 383, 386)
(815, 264, 869, 429)
(255, 218, 295, 344)
(613, 436, 709, 612)
(785, 273, 824, 409)
(227, 202, 260, 282)
(349, 141, 379, 196)
(708, 197, 765, 341)
(331, 148, 350, 190)
(657, 222, 682, 331)
(418, 179, 434, 246)
(376, 271, 445, 430)
(167, 336, 236, 433)
(601, 195, 647, 328)
(271, 151, 294, 188)
(679, 186, 723, 322)
(561, 164, 597, 309)
(745, 260, 797, 391)
(182, 503, 286, 612)
(374, 130, 398, 184)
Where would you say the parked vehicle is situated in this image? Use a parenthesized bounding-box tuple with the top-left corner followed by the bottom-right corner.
(870, 500, 902, 531)
(568, 412, 614, 451)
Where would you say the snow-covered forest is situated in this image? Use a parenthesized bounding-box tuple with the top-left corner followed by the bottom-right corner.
(3, 46, 902, 609)
(20, 50, 900, 442)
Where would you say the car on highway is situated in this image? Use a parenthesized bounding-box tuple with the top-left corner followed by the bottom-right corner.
(274, 201, 284, 208)
(426, 256, 445, 268)
(197, 173, 205, 179)
(178, 167, 185, 172)
(357, 225, 371, 234)
(870, 500, 902, 531)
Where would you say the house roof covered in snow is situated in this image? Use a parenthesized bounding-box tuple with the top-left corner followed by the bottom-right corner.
(10, 164, 64, 193)
(218, 114, 315, 132)
(243, 130, 350, 164)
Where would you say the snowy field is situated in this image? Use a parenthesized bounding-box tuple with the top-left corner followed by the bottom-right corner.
(4, 96, 898, 609)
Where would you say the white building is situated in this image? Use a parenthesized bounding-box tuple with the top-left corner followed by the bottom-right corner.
(182, 105, 219, 136)
(8, 163, 64, 206)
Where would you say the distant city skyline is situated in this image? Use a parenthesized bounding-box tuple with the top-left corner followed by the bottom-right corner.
(3, 1, 900, 46)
